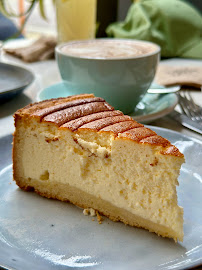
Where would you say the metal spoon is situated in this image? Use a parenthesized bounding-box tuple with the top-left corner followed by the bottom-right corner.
(147, 85, 180, 94)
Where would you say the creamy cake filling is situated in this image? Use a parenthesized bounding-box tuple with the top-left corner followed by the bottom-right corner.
(14, 118, 184, 241)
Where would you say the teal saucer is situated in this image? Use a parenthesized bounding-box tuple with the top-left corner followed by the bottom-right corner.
(37, 82, 178, 124)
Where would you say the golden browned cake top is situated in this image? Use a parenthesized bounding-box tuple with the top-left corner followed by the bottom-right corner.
(14, 94, 183, 157)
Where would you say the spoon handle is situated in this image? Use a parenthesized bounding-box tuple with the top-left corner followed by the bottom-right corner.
(147, 86, 180, 94)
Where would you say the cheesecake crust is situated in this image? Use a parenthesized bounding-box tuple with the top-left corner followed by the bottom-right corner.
(15, 176, 183, 242)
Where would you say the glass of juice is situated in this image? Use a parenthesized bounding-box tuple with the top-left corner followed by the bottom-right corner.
(56, 0, 97, 43)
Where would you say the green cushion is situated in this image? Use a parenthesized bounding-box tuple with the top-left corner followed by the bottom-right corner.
(106, 0, 202, 59)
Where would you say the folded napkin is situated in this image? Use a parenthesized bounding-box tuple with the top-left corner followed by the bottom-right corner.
(106, 0, 202, 59)
(155, 65, 202, 89)
(5, 36, 57, 62)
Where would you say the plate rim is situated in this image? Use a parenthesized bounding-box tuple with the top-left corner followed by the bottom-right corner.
(0, 62, 35, 95)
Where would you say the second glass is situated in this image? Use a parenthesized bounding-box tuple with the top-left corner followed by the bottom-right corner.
(56, 0, 97, 43)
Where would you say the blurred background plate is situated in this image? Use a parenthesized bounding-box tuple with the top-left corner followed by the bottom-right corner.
(0, 62, 34, 103)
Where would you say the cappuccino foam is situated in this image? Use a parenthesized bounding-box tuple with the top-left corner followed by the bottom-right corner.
(61, 39, 157, 59)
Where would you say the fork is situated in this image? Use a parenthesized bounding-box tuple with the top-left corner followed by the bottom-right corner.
(177, 91, 202, 123)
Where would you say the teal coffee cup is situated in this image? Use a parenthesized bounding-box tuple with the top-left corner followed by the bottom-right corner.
(56, 39, 160, 114)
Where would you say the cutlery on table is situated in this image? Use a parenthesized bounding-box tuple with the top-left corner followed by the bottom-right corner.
(169, 91, 202, 135)
(169, 110, 202, 135)
(147, 85, 180, 94)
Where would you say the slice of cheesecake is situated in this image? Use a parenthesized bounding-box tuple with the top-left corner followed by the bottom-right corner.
(13, 94, 184, 241)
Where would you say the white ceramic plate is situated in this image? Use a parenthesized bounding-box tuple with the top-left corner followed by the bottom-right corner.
(37, 82, 178, 124)
(0, 127, 202, 270)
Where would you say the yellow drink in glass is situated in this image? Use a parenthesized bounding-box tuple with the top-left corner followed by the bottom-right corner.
(56, 0, 97, 43)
